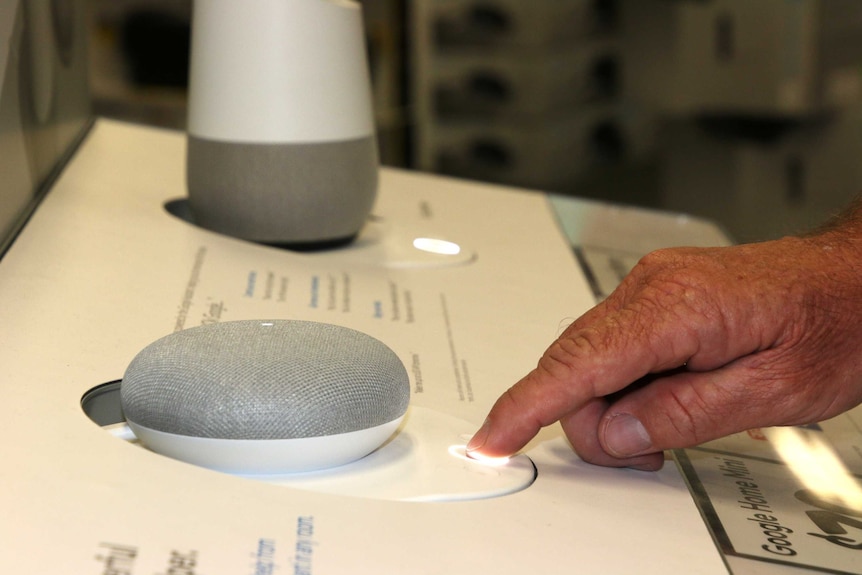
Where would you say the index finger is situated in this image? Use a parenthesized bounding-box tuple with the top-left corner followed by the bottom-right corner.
(466, 301, 697, 458)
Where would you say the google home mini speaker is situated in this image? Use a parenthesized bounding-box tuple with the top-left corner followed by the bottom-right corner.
(120, 320, 410, 474)
(186, 0, 379, 249)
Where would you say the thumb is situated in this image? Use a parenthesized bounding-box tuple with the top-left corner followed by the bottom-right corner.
(598, 361, 803, 458)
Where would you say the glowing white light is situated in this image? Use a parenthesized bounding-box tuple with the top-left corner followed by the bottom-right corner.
(448, 445, 510, 467)
(260, 322, 275, 327)
(413, 238, 461, 256)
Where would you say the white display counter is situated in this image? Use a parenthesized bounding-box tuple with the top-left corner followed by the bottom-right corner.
(0, 120, 728, 574)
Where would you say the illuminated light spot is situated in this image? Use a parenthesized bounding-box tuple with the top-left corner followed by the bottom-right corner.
(413, 238, 461, 256)
(448, 445, 510, 467)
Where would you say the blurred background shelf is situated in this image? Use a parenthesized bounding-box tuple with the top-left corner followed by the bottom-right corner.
(77, 0, 862, 242)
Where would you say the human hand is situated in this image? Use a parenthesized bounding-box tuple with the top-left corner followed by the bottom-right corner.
(467, 233, 862, 470)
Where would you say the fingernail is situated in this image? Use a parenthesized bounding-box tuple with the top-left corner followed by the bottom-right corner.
(466, 418, 491, 452)
(604, 414, 652, 457)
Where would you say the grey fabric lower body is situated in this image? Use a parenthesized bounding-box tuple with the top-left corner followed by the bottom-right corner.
(187, 134, 378, 247)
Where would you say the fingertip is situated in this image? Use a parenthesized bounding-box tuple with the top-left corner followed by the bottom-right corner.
(465, 414, 529, 459)
(626, 453, 665, 471)
(574, 447, 664, 471)
(466, 417, 491, 453)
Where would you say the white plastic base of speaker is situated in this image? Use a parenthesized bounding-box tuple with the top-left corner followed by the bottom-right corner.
(114, 407, 536, 502)
(128, 417, 404, 475)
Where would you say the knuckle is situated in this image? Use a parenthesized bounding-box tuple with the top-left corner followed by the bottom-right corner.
(661, 385, 708, 446)
(652, 378, 739, 447)
(627, 251, 719, 317)
(537, 332, 599, 392)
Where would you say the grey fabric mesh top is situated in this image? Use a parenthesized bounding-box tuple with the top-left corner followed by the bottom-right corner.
(121, 320, 410, 440)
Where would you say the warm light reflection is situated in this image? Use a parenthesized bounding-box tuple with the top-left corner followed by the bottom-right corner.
(413, 238, 461, 256)
(768, 427, 862, 510)
(448, 445, 510, 467)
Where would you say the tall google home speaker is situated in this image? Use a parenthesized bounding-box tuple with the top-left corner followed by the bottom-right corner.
(186, 0, 379, 249)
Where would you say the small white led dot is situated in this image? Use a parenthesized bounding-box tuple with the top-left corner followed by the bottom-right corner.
(413, 238, 462, 256)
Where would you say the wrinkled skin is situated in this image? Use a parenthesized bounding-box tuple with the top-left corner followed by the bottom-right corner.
(468, 206, 862, 471)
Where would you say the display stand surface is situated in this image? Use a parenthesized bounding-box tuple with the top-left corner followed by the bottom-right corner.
(0, 120, 727, 574)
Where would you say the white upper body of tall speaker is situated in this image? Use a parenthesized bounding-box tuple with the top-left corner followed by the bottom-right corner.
(186, 0, 379, 248)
